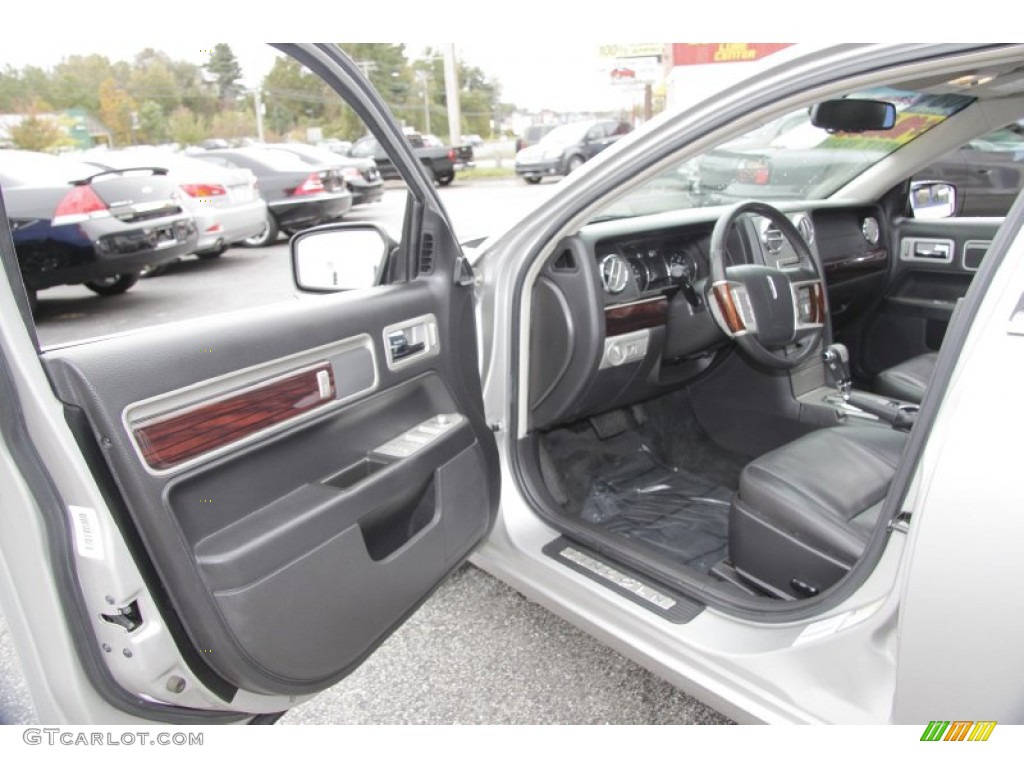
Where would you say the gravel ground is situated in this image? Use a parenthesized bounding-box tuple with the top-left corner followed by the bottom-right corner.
(280, 564, 731, 725)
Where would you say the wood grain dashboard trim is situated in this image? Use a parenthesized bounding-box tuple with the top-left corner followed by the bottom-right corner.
(823, 249, 888, 281)
(605, 298, 668, 336)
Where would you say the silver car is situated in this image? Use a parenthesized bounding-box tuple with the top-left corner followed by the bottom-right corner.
(83, 148, 268, 258)
(2, 43, 1024, 729)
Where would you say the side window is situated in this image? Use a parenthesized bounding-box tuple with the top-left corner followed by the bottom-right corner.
(914, 121, 1024, 217)
(1, 43, 418, 347)
(585, 125, 605, 142)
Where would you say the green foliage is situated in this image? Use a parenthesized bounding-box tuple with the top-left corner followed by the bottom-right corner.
(0, 45, 507, 148)
(136, 100, 168, 144)
(167, 106, 207, 147)
(205, 44, 243, 103)
(8, 113, 68, 152)
(98, 78, 136, 146)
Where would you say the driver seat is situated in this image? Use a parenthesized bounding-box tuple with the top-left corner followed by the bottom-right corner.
(728, 425, 907, 599)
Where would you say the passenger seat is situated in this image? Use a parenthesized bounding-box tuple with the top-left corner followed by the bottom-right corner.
(874, 353, 937, 404)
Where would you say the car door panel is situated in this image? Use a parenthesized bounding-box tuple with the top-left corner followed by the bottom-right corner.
(857, 217, 1001, 376)
(41, 268, 498, 697)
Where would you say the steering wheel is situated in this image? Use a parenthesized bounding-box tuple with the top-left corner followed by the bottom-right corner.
(706, 201, 826, 370)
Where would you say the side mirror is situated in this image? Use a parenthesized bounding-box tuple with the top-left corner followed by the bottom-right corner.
(910, 181, 958, 220)
(291, 223, 392, 292)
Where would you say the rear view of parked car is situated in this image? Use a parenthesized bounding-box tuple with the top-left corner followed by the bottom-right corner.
(197, 147, 352, 246)
(0, 149, 196, 308)
(515, 119, 631, 183)
(82, 148, 267, 259)
(265, 143, 384, 206)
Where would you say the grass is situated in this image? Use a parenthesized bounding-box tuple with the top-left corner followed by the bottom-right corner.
(456, 165, 517, 180)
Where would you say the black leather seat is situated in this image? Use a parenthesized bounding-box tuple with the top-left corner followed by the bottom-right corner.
(874, 353, 937, 404)
(729, 425, 907, 599)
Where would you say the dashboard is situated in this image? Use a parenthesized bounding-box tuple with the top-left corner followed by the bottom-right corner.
(528, 204, 891, 431)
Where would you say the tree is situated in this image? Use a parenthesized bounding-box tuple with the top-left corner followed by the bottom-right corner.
(50, 55, 115, 113)
(136, 100, 168, 145)
(128, 50, 182, 112)
(260, 56, 331, 136)
(98, 78, 137, 146)
(338, 43, 415, 126)
(211, 109, 255, 141)
(8, 107, 68, 152)
(205, 44, 243, 104)
(167, 106, 207, 147)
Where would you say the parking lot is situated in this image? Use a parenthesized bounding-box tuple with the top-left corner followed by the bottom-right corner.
(2, 177, 730, 725)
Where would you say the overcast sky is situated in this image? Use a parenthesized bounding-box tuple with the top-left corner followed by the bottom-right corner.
(0, 39, 640, 114)
(0, 6, 983, 113)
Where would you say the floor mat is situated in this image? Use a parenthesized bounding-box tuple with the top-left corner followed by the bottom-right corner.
(581, 443, 733, 574)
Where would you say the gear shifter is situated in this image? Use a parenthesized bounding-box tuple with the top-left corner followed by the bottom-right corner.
(822, 343, 852, 400)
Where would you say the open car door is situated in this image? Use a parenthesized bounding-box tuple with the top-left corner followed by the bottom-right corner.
(0, 44, 499, 723)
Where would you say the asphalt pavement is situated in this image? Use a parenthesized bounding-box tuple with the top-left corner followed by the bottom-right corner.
(1, 179, 731, 725)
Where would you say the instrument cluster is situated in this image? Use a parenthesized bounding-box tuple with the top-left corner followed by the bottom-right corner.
(598, 238, 707, 295)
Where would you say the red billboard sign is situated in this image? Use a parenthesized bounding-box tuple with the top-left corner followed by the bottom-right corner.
(671, 43, 792, 66)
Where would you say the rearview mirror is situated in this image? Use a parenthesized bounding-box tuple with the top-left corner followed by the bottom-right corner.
(291, 224, 392, 292)
(910, 181, 958, 220)
(809, 99, 897, 132)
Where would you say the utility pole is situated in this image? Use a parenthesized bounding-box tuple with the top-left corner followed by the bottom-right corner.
(254, 90, 265, 143)
(417, 70, 432, 134)
(443, 45, 462, 147)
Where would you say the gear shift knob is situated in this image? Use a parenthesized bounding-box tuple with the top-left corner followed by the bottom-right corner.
(823, 343, 852, 399)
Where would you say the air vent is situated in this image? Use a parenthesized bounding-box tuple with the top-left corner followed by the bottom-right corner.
(552, 250, 577, 271)
(793, 213, 814, 245)
(760, 221, 785, 254)
(419, 232, 435, 274)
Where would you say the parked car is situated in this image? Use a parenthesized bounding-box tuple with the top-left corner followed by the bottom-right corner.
(6, 43, 1024, 729)
(515, 123, 557, 153)
(265, 142, 384, 206)
(349, 132, 459, 185)
(197, 147, 352, 246)
(514, 119, 631, 183)
(0, 149, 196, 308)
(81, 148, 267, 259)
(318, 138, 353, 156)
(421, 133, 475, 172)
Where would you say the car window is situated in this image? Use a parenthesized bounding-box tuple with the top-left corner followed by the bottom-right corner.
(0, 43, 416, 348)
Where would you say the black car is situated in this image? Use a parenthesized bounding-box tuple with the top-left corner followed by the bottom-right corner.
(198, 147, 353, 246)
(0, 149, 196, 308)
(264, 143, 384, 206)
(514, 119, 632, 183)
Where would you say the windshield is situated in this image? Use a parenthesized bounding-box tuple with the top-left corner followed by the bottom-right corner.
(541, 123, 590, 146)
(595, 88, 974, 221)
